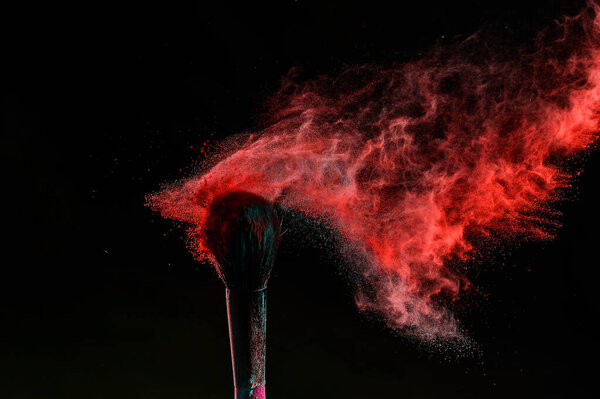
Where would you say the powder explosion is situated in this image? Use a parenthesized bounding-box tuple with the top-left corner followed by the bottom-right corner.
(148, 4, 600, 338)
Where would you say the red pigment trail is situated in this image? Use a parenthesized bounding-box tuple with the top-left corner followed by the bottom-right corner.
(148, 5, 600, 337)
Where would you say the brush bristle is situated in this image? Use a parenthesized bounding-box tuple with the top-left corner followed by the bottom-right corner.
(204, 191, 281, 290)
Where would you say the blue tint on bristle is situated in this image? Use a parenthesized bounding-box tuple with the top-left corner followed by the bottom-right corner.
(204, 191, 281, 291)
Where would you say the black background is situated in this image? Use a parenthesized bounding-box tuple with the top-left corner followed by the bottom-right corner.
(2, 0, 599, 398)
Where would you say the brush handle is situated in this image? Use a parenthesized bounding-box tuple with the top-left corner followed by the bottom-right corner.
(226, 288, 267, 399)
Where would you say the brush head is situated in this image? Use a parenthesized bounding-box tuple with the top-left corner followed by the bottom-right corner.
(204, 191, 281, 291)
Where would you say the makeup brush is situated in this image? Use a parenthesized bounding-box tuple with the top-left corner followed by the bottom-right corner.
(204, 191, 281, 399)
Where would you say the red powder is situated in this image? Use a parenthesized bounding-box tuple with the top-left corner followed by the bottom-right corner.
(148, 4, 600, 337)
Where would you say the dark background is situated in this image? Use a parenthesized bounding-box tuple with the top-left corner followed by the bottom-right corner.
(2, 0, 599, 397)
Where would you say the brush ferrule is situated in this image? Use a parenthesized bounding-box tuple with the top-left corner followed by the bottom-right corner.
(226, 288, 267, 399)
